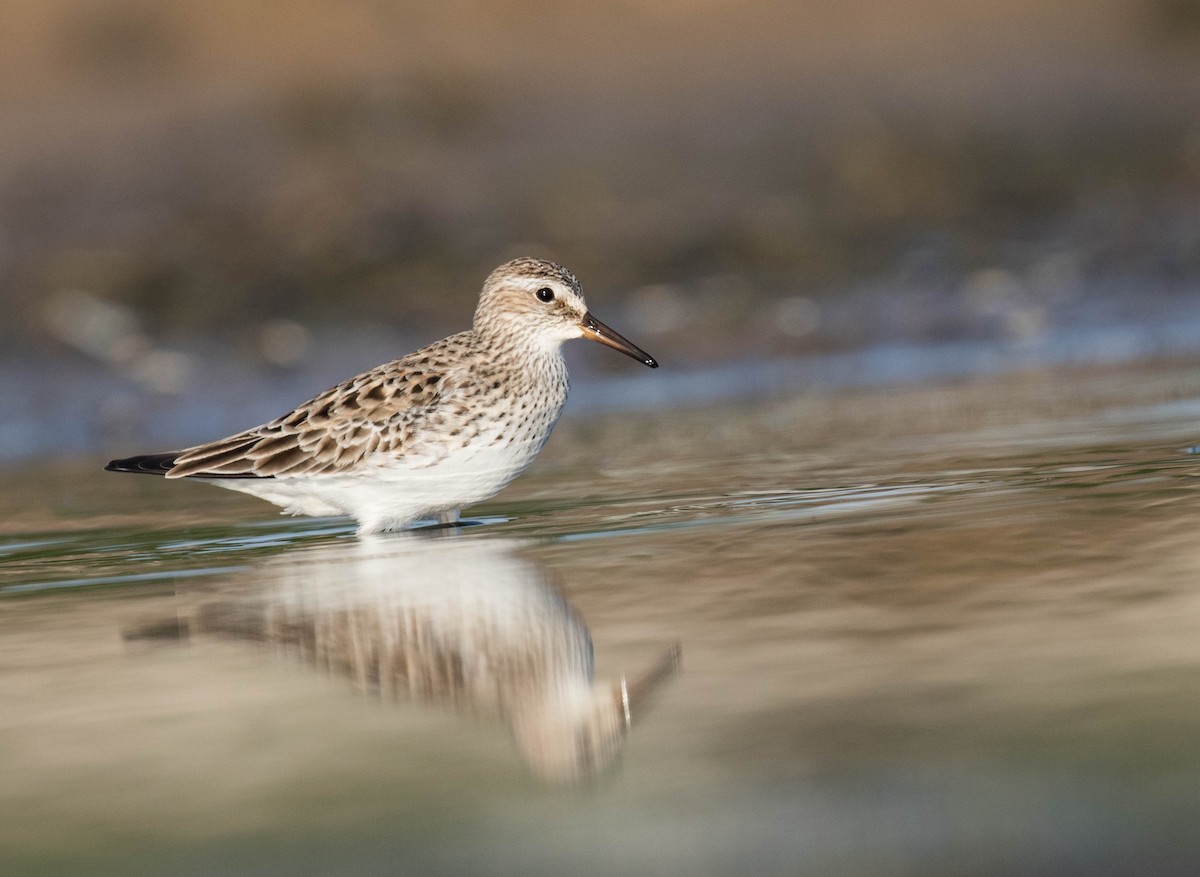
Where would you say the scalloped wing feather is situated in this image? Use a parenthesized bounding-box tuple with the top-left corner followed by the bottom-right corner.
(166, 340, 475, 480)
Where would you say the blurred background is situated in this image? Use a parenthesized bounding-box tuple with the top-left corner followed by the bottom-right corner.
(10, 7, 1200, 874)
(3, 0, 1200, 457)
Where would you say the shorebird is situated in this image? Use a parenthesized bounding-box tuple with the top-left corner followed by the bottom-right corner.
(106, 258, 657, 533)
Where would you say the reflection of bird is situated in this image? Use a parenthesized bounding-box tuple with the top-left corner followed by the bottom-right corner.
(106, 259, 658, 534)
(128, 535, 678, 783)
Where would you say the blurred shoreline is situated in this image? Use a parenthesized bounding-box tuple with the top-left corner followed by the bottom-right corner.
(3, 0, 1200, 462)
(4, 327, 1200, 466)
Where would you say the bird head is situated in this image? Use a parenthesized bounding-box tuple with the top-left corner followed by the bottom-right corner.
(476, 258, 658, 367)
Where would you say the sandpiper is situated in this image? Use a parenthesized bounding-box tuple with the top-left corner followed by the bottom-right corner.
(106, 258, 657, 533)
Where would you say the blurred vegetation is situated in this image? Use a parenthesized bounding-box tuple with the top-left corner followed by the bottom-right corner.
(2, 0, 1200, 364)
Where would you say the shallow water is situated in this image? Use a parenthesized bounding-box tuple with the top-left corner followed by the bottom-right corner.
(4, 363, 1200, 876)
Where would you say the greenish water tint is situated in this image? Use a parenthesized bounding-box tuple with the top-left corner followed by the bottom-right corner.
(4, 363, 1200, 875)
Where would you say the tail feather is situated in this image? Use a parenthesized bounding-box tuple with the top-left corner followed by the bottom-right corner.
(105, 452, 267, 479)
(105, 453, 179, 476)
(167, 439, 260, 478)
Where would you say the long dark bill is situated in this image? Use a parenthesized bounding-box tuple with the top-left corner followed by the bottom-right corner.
(580, 312, 659, 368)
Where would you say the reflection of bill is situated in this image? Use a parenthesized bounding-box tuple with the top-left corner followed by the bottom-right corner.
(128, 534, 679, 784)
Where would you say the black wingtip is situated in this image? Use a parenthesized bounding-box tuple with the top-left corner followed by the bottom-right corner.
(105, 453, 179, 476)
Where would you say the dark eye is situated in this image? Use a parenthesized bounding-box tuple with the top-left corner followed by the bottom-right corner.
(535, 287, 555, 303)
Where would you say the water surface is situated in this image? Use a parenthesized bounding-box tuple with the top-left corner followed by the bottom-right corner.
(4, 362, 1200, 875)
